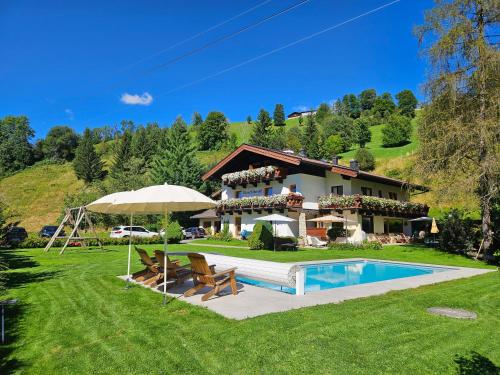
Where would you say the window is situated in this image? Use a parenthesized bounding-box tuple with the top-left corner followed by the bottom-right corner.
(331, 185, 344, 195)
(264, 187, 273, 196)
(361, 187, 372, 196)
(235, 190, 242, 198)
(388, 192, 398, 200)
(289, 184, 297, 193)
(378, 190, 383, 198)
(361, 216, 374, 234)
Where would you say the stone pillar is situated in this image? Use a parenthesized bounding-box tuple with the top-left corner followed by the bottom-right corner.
(298, 211, 307, 245)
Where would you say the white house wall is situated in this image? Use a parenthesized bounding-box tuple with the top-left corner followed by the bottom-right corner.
(350, 179, 409, 201)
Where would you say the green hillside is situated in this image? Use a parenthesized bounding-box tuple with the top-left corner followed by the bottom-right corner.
(0, 117, 434, 231)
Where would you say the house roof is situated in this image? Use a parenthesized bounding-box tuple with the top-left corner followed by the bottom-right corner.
(202, 144, 429, 192)
(190, 209, 219, 219)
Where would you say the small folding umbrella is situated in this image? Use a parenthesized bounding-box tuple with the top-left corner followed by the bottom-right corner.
(431, 217, 439, 243)
(110, 183, 216, 304)
(308, 215, 357, 243)
(253, 214, 296, 252)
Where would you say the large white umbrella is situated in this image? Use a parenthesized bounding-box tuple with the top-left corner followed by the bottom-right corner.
(254, 214, 296, 252)
(86, 191, 138, 288)
(110, 183, 216, 304)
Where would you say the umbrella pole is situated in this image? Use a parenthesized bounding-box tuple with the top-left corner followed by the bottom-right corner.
(126, 213, 133, 288)
(273, 221, 276, 252)
(163, 211, 169, 305)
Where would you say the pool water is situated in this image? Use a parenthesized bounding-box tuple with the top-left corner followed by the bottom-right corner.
(237, 261, 451, 295)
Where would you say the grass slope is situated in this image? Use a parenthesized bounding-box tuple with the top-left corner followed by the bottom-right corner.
(1, 244, 498, 374)
(0, 163, 84, 231)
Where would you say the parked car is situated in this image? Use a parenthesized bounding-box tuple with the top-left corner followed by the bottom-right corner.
(110, 226, 159, 238)
(184, 227, 205, 239)
(39, 225, 65, 238)
(5, 226, 28, 245)
(181, 228, 195, 240)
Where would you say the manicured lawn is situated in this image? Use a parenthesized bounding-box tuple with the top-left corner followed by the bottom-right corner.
(191, 238, 249, 247)
(1, 244, 498, 374)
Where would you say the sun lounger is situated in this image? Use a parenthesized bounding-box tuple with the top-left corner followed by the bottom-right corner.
(183, 253, 238, 301)
(307, 235, 328, 247)
(153, 250, 192, 287)
(133, 247, 164, 287)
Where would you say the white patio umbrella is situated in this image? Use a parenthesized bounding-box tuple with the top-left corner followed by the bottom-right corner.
(253, 214, 296, 252)
(110, 183, 216, 304)
(308, 215, 357, 243)
(86, 191, 137, 287)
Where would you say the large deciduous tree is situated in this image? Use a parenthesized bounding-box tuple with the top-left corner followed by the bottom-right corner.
(354, 117, 372, 148)
(359, 89, 377, 111)
(0, 115, 34, 176)
(415, 0, 499, 256)
(73, 128, 105, 184)
(372, 92, 396, 119)
(42, 126, 79, 161)
(341, 94, 361, 119)
(396, 89, 418, 118)
(197, 111, 229, 150)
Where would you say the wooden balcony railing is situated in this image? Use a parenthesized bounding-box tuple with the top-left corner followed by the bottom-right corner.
(318, 194, 429, 218)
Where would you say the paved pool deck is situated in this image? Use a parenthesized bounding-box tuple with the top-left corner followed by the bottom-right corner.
(121, 258, 495, 320)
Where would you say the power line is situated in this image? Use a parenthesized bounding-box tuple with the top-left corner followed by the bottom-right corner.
(155, 0, 401, 98)
(142, 0, 311, 75)
(118, 0, 273, 73)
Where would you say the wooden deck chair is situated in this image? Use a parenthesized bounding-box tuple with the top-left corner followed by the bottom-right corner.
(183, 253, 238, 301)
(133, 247, 164, 287)
(153, 250, 192, 287)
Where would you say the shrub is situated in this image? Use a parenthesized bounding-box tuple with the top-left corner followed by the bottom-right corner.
(208, 222, 233, 242)
(355, 148, 375, 171)
(438, 209, 478, 254)
(327, 224, 345, 241)
(165, 221, 183, 244)
(382, 114, 412, 147)
(248, 221, 273, 250)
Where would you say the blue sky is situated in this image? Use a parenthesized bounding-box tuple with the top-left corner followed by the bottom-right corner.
(0, 0, 434, 138)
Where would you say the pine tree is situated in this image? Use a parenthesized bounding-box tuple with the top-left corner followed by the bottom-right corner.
(273, 104, 286, 127)
(197, 111, 229, 150)
(301, 114, 323, 159)
(191, 112, 203, 128)
(249, 109, 273, 147)
(132, 126, 154, 169)
(151, 116, 202, 189)
(110, 130, 133, 180)
(73, 129, 105, 184)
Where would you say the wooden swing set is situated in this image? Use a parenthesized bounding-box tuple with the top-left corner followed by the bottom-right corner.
(44, 206, 102, 255)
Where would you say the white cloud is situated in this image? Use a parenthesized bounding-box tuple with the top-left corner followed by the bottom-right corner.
(293, 105, 309, 112)
(120, 92, 153, 106)
(65, 108, 74, 120)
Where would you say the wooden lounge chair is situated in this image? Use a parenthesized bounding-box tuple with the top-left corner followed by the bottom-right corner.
(133, 247, 164, 287)
(183, 253, 238, 301)
(153, 250, 192, 287)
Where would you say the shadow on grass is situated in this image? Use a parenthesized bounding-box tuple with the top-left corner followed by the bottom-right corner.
(454, 351, 499, 375)
(4, 270, 61, 290)
(0, 302, 26, 374)
(0, 249, 38, 270)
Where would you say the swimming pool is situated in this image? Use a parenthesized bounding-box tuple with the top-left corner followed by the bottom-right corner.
(237, 260, 452, 295)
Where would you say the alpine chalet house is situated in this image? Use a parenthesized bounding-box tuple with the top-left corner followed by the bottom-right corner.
(201, 144, 429, 243)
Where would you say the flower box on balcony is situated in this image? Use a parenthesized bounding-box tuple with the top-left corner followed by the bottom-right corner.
(221, 166, 287, 187)
(318, 194, 428, 218)
(216, 193, 303, 213)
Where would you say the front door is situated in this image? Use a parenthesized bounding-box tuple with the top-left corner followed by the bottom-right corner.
(235, 217, 242, 236)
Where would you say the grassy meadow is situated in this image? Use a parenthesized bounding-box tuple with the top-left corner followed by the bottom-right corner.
(1, 244, 498, 374)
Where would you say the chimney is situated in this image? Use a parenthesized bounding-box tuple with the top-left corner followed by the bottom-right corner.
(332, 155, 339, 165)
(350, 159, 359, 170)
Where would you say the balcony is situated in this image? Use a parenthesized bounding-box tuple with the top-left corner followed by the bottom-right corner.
(318, 194, 429, 218)
(216, 193, 304, 214)
(222, 166, 287, 188)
